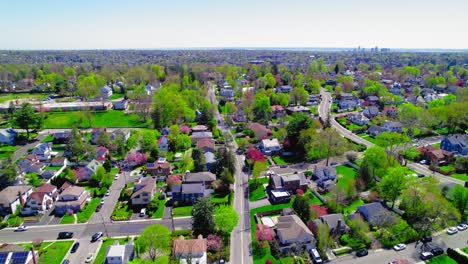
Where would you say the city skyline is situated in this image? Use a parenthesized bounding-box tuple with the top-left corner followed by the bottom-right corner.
(0, 0, 467, 50)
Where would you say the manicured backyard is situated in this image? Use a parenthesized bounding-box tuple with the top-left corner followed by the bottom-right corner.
(42, 110, 151, 128)
(335, 165, 358, 189)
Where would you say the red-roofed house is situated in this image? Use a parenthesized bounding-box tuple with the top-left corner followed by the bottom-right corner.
(96, 146, 109, 161)
(173, 235, 207, 264)
(382, 106, 398, 118)
(248, 123, 272, 140)
(21, 184, 58, 215)
(196, 138, 215, 153)
(272, 105, 286, 118)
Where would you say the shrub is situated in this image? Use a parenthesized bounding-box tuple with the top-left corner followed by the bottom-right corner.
(172, 229, 192, 237)
(447, 247, 468, 263)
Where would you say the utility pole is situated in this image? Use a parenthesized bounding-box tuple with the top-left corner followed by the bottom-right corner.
(171, 207, 175, 231)
(101, 214, 109, 237)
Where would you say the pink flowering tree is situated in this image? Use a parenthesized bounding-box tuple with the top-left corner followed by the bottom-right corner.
(166, 174, 182, 187)
(125, 151, 148, 167)
(256, 224, 274, 242)
(207, 234, 222, 252)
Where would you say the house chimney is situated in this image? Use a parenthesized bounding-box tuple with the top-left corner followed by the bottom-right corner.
(336, 219, 342, 236)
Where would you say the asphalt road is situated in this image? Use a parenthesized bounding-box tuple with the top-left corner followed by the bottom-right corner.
(318, 88, 464, 186)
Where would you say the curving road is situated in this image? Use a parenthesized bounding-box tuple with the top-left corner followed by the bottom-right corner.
(318, 88, 464, 186)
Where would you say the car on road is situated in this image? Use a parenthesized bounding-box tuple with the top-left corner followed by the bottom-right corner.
(420, 235, 432, 243)
(105, 190, 110, 196)
(85, 253, 94, 263)
(457, 223, 468, 231)
(420, 160, 427, 164)
(393, 244, 406, 251)
(91, 232, 103, 242)
(114, 174, 120, 180)
(100, 198, 105, 205)
(14, 225, 27, 232)
(58, 232, 73, 239)
(447, 227, 458, 235)
(355, 249, 368, 257)
(70, 242, 80, 253)
(431, 247, 444, 256)
(420, 252, 434, 260)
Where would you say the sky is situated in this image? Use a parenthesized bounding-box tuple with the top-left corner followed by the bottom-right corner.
(0, 0, 467, 50)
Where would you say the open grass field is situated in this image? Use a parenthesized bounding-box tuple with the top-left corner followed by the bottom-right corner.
(21, 240, 73, 264)
(42, 110, 151, 128)
(0, 93, 48, 103)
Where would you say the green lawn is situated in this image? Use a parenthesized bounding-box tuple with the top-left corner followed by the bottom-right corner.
(210, 193, 232, 206)
(429, 254, 457, 264)
(453, 173, 468, 181)
(111, 202, 132, 221)
(172, 205, 193, 217)
(464, 247, 468, 253)
(151, 199, 166, 219)
(41, 134, 54, 142)
(109, 93, 124, 100)
(249, 184, 267, 202)
(0, 93, 48, 103)
(21, 240, 74, 264)
(439, 165, 455, 174)
(76, 198, 100, 223)
(343, 199, 365, 215)
(432, 142, 441, 148)
(272, 155, 287, 165)
(0, 145, 18, 158)
(7, 215, 23, 227)
(94, 238, 129, 264)
(43, 110, 151, 128)
(335, 165, 358, 189)
(59, 214, 75, 224)
(357, 133, 379, 145)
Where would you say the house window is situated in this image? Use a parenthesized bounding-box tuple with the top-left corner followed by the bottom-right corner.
(143, 198, 148, 202)
(142, 193, 148, 197)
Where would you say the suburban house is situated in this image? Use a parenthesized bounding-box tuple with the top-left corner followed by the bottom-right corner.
(356, 202, 395, 227)
(271, 105, 286, 118)
(363, 106, 379, 119)
(55, 185, 90, 215)
(419, 146, 454, 166)
(173, 235, 207, 264)
(196, 138, 215, 153)
(75, 159, 101, 182)
(0, 185, 33, 216)
(248, 123, 272, 140)
(21, 184, 58, 215)
(18, 154, 45, 174)
(307, 94, 321, 105)
(183, 171, 216, 187)
(96, 146, 109, 161)
(0, 244, 38, 264)
(191, 132, 213, 145)
(38, 101, 112, 111)
(368, 125, 386, 137)
(259, 138, 282, 155)
(146, 158, 171, 177)
(100, 85, 113, 98)
(441, 134, 468, 155)
(314, 166, 337, 190)
(110, 129, 131, 142)
(157, 136, 169, 152)
(311, 213, 349, 236)
(112, 99, 129, 110)
(203, 152, 217, 171)
(105, 240, 135, 264)
(382, 106, 398, 118)
(171, 183, 207, 204)
(232, 110, 247, 123)
(31, 143, 52, 161)
(51, 157, 67, 167)
(91, 128, 107, 145)
(269, 173, 308, 200)
(0, 128, 17, 145)
(338, 93, 359, 110)
(347, 113, 369, 126)
(145, 84, 155, 95)
(382, 121, 403, 133)
(276, 85, 293, 93)
(220, 88, 235, 101)
(131, 177, 157, 206)
(366, 96, 379, 106)
(52, 131, 70, 144)
(276, 214, 316, 251)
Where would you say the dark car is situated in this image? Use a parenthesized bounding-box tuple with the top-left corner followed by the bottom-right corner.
(417, 173, 425, 178)
(420, 236, 432, 243)
(91, 232, 103, 242)
(70, 242, 80, 253)
(356, 249, 368, 257)
(431, 247, 444, 256)
(58, 232, 73, 239)
(62, 260, 70, 264)
(96, 204, 103, 212)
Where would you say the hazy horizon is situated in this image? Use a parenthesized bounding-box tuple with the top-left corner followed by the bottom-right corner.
(1, 0, 467, 50)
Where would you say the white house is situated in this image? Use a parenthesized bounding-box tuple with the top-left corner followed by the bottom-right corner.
(105, 241, 135, 264)
(173, 235, 207, 264)
(31, 143, 53, 161)
(259, 138, 282, 155)
(0, 185, 33, 216)
(100, 85, 113, 98)
(0, 128, 17, 145)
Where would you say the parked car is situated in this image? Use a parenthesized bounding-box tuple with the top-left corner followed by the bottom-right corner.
(457, 223, 468, 231)
(420, 252, 434, 260)
(140, 208, 147, 217)
(356, 249, 368, 257)
(96, 204, 103, 212)
(91, 232, 103, 242)
(100, 198, 105, 205)
(393, 244, 406, 251)
(417, 173, 425, 178)
(14, 225, 27, 232)
(62, 260, 69, 264)
(114, 174, 120, 180)
(420, 236, 432, 243)
(447, 227, 458, 235)
(58, 232, 73, 239)
(420, 160, 427, 164)
(85, 253, 94, 263)
(309, 248, 322, 264)
(70, 242, 80, 253)
(431, 247, 444, 256)
(105, 190, 110, 196)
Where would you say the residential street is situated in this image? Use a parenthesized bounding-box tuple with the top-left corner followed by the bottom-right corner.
(318, 88, 464, 186)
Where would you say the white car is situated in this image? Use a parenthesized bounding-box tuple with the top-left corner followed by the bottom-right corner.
(457, 223, 468, 231)
(447, 227, 458, 235)
(393, 243, 406, 251)
(14, 225, 27, 232)
(420, 160, 427, 164)
(114, 174, 120, 180)
(85, 253, 94, 263)
(105, 190, 110, 196)
(100, 198, 105, 205)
